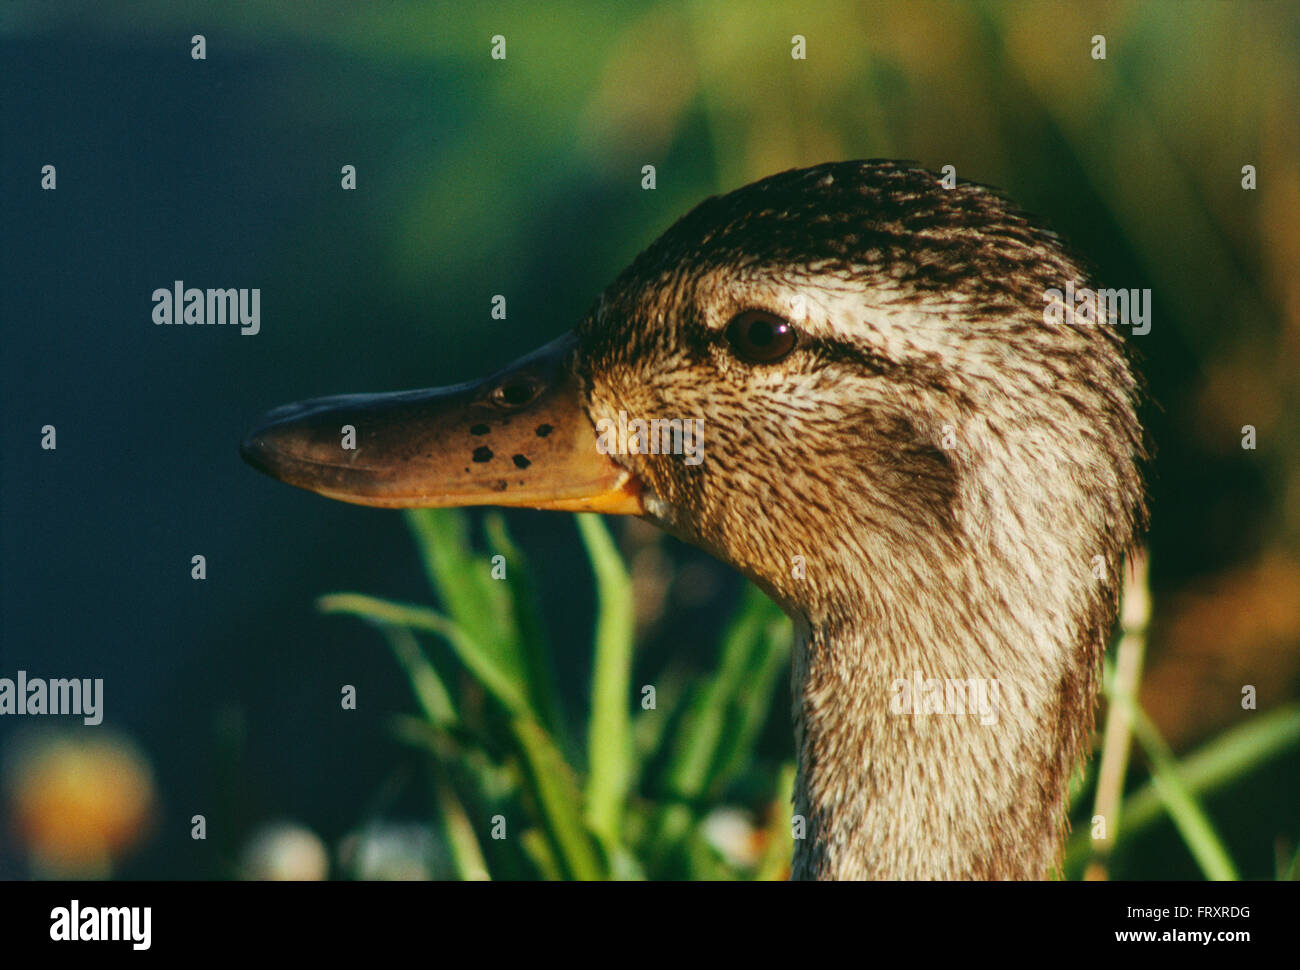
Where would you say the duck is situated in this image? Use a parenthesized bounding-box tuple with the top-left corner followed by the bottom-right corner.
(241, 160, 1147, 880)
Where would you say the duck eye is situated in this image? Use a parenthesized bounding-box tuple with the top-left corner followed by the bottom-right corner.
(724, 310, 798, 364)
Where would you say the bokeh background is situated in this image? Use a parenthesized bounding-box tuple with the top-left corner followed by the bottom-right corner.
(1, 0, 1297, 879)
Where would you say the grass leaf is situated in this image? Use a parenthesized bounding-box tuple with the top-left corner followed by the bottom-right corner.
(1128, 704, 1239, 880)
(377, 624, 458, 729)
(661, 584, 787, 802)
(575, 514, 636, 850)
(318, 592, 529, 716)
(483, 512, 568, 745)
(1065, 703, 1300, 876)
(511, 717, 606, 880)
(404, 508, 529, 691)
(319, 589, 606, 880)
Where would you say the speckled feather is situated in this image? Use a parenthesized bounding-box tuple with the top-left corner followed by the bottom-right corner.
(576, 161, 1147, 879)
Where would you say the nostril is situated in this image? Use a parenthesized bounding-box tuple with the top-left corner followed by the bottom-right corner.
(491, 378, 543, 409)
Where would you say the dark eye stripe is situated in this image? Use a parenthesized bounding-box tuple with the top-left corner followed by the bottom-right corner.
(804, 336, 895, 374)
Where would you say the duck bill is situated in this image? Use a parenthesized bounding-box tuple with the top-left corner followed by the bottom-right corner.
(240, 333, 643, 514)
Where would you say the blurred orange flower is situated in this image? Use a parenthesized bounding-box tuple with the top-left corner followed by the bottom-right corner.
(4, 732, 156, 878)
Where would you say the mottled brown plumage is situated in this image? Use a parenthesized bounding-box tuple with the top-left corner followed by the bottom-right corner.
(577, 161, 1147, 878)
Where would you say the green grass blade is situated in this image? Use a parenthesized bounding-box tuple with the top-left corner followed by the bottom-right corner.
(1115, 705, 1300, 844)
(511, 717, 606, 880)
(1280, 840, 1300, 881)
(377, 623, 458, 729)
(388, 715, 513, 807)
(404, 509, 493, 638)
(520, 828, 564, 881)
(643, 585, 788, 869)
(662, 584, 786, 801)
(1065, 703, 1300, 875)
(404, 508, 530, 691)
(661, 685, 725, 803)
(633, 665, 689, 759)
(1086, 555, 1150, 877)
(1094, 656, 1237, 880)
(429, 765, 491, 880)
(575, 514, 636, 849)
(1129, 704, 1239, 880)
(755, 762, 797, 881)
(484, 512, 567, 743)
(320, 590, 604, 880)
(319, 592, 529, 715)
(707, 599, 791, 793)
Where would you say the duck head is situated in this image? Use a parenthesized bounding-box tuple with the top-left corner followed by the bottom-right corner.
(242, 161, 1147, 879)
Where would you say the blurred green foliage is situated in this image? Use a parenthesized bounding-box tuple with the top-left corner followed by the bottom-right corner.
(322, 509, 792, 879)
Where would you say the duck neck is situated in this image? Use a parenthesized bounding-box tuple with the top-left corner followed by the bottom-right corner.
(789, 586, 1097, 880)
